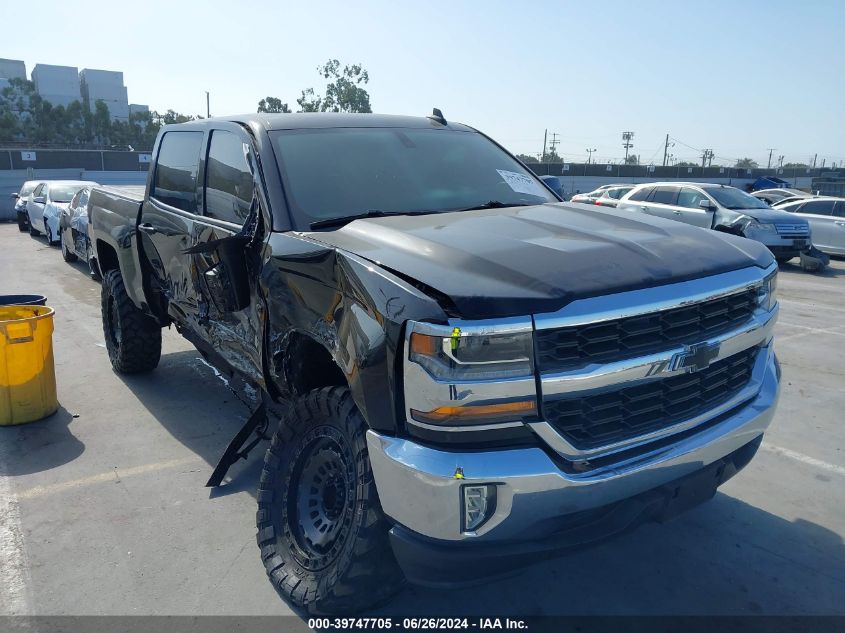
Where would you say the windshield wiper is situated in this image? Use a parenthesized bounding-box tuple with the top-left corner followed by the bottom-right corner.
(309, 209, 434, 230)
(453, 200, 534, 212)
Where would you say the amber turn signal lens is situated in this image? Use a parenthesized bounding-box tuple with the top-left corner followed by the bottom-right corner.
(410, 399, 537, 425)
(409, 332, 438, 357)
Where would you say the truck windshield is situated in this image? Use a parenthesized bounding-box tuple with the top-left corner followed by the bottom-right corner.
(270, 127, 557, 229)
(706, 187, 770, 210)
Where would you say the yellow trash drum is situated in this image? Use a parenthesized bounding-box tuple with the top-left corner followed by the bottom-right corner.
(0, 305, 58, 425)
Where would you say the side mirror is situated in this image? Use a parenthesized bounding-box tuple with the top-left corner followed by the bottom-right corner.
(699, 199, 716, 211)
(10, 193, 19, 199)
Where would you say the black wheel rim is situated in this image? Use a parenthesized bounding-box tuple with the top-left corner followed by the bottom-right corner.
(288, 429, 355, 570)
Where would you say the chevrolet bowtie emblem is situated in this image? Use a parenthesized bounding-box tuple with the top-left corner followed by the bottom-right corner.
(671, 342, 721, 373)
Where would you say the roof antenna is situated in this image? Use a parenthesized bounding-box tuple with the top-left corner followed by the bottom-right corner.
(428, 108, 447, 125)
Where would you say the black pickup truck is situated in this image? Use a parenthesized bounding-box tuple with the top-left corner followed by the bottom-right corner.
(89, 112, 781, 614)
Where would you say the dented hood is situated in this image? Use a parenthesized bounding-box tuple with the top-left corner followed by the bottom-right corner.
(304, 203, 773, 319)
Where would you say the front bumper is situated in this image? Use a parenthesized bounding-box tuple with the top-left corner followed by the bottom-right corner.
(745, 228, 810, 257)
(368, 347, 779, 582)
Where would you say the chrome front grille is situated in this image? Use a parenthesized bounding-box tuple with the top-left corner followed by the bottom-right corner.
(542, 346, 759, 449)
(532, 265, 778, 460)
(535, 288, 757, 372)
(775, 223, 810, 237)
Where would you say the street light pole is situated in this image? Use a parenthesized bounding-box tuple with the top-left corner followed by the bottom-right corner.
(206, 91, 210, 118)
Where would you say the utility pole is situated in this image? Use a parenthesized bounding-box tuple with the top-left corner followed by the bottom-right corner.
(822, 158, 826, 168)
(778, 155, 784, 168)
(548, 133, 560, 161)
(206, 91, 210, 118)
(662, 133, 670, 166)
(542, 129, 548, 163)
(767, 148, 776, 169)
(622, 131, 635, 163)
(701, 149, 714, 168)
(586, 148, 596, 164)
(813, 153, 818, 168)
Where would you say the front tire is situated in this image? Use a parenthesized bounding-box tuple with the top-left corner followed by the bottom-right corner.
(257, 387, 404, 614)
(44, 220, 57, 246)
(101, 270, 161, 373)
(61, 232, 78, 262)
(29, 220, 40, 236)
(17, 213, 28, 232)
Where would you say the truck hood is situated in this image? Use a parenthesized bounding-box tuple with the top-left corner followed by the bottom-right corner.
(305, 203, 773, 319)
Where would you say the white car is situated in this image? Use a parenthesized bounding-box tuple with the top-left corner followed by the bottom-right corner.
(26, 180, 99, 244)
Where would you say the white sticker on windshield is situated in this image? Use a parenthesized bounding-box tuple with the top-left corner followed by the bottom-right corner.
(496, 169, 547, 197)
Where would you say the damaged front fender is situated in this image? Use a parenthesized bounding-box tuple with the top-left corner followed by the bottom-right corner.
(262, 232, 448, 433)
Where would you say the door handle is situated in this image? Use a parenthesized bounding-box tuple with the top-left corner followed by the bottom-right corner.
(673, 210, 682, 214)
(835, 221, 845, 227)
(138, 223, 157, 235)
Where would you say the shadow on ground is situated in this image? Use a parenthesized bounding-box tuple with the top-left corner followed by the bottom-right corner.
(113, 350, 845, 616)
(0, 406, 84, 476)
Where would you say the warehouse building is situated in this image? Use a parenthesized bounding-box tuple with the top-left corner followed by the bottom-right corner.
(80, 68, 130, 121)
(31, 63, 82, 107)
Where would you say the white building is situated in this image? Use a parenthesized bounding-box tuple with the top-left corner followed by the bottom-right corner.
(31, 63, 81, 107)
(0, 58, 27, 81)
(80, 68, 129, 121)
(129, 103, 150, 117)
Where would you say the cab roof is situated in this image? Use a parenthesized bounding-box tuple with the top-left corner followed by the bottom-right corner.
(182, 112, 476, 132)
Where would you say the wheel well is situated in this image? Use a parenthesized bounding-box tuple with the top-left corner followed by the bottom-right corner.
(283, 334, 346, 396)
(96, 240, 119, 273)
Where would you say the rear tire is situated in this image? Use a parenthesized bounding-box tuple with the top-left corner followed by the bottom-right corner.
(29, 221, 40, 236)
(17, 213, 28, 232)
(256, 387, 404, 614)
(101, 270, 161, 373)
(61, 232, 78, 262)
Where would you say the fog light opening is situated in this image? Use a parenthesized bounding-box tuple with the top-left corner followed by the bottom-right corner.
(462, 484, 497, 533)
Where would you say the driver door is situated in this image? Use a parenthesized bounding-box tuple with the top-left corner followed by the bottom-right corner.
(675, 187, 715, 228)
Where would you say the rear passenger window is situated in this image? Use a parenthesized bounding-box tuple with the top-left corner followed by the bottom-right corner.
(834, 201, 845, 217)
(205, 130, 255, 224)
(677, 187, 709, 208)
(800, 200, 835, 216)
(628, 187, 652, 202)
(152, 131, 203, 213)
(649, 186, 678, 205)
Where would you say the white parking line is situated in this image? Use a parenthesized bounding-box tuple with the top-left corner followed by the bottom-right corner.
(776, 321, 845, 342)
(0, 471, 32, 615)
(762, 443, 845, 478)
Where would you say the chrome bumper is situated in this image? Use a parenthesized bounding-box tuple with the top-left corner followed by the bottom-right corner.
(368, 344, 779, 542)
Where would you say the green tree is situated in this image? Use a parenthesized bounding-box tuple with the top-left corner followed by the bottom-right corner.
(92, 100, 112, 144)
(297, 59, 372, 113)
(783, 162, 809, 168)
(675, 161, 697, 167)
(257, 97, 291, 113)
(543, 148, 562, 163)
(515, 153, 539, 163)
(624, 154, 639, 165)
(734, 157, 758, 169)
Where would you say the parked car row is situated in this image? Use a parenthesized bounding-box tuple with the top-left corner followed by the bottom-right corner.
(10, 179, 144, 279)
(568, 181, 843, 263)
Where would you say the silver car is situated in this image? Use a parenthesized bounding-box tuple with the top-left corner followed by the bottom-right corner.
(775, 197, 845, 256)
(618, 182, 811, 263)
(26, 180, 98, 244)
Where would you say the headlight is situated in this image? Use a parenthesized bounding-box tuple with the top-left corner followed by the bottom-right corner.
(747, 220, 776, 232)
(406, 324, 537, 426)
(756, 271, 778, 311)
(409, 329, 534, 381)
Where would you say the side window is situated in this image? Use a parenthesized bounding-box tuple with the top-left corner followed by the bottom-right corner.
(33, 184, 44, 199)
(70, 190, 82, 210)
(677, 187, 709, 208)
(834, 201, 845, 218)
(628, 186, 652, 202)
(204, 130, 255, 224)
(801, 200, 835, 216)
(649, 186, 679, 205)
(152, 131, 204, 213)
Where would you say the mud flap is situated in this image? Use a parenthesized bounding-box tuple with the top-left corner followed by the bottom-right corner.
(799, 246, 829, 273)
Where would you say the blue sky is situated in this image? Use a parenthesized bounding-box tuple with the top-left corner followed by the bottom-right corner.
(4, 0, 844, 166)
